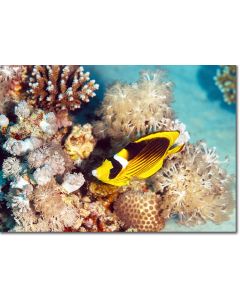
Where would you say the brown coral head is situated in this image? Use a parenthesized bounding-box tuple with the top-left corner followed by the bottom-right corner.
(26, 65, 99, 112)
(114, 191, 165, 232)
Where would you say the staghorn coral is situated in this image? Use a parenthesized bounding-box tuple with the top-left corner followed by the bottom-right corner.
(93, 71, 173, 147)
(26, 65, 99, 112)
(149, 142, 234, 226)
(114, 190, 165, 232)
(65, 124, 96, 164)
(214, 65, 237, 104)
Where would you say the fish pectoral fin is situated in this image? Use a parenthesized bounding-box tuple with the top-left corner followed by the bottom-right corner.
(167, 144, 184, 156)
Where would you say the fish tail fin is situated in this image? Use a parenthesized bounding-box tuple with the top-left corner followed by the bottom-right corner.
(167, 144, 185, 156)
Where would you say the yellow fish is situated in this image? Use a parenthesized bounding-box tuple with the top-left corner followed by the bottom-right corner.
(92, 131, 184, 187)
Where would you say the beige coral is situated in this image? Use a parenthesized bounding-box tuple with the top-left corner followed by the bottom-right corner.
(93, 71, 173, 148)
(64, 123, 96, 163)
(149, 142, 234, 226)
(32, 180, 65, 219)
(114, 190, 165, 232)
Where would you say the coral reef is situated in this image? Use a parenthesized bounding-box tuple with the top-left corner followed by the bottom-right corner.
(214, 65, 237, 104)
(0, 66, 235, 232)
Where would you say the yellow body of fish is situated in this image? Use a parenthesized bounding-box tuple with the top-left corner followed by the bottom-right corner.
(92, 131, 184, 187)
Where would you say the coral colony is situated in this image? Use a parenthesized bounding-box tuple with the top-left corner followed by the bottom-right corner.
(214, 65, 237, 104)
(0, 66, 234, 232)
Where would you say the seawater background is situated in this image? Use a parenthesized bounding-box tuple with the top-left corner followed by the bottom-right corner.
(82, 65, 236, 232)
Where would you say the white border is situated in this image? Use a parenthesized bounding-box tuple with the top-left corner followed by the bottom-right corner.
(0, 1, 239, 300)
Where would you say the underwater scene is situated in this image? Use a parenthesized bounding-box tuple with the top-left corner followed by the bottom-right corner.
(0, 65, 236, 232)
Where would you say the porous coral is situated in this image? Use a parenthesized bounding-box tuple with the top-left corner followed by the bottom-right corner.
(214, 65, 237, 104)
(65, 123, 96, 164)
(93, 71, 173, 148)
(114, 190, 165, 232)
(26, 65, 99, 112)
(149, 142, 234, 226)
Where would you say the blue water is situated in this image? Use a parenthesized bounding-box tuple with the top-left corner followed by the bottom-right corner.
(83, 65, 236, 232)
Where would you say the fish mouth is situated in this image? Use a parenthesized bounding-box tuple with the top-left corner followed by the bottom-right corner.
(92, 169, 97, 177)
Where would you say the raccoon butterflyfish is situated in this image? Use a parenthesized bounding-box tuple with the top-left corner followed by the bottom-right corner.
(91, 131, 184, 187)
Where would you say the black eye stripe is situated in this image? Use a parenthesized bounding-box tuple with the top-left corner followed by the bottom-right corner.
(108, 157, 123, 179)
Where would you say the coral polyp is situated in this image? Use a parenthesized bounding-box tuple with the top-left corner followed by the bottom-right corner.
(26, 65, 99, 112)
(0, 65, 235, 232)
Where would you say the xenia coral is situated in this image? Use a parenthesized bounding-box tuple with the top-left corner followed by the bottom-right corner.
(114, 190, 165, 232)
(214, 65, 237, 104)
(26, 65, 99, 112)
(149, 142, 234, 226)
(93, 71, 173, 147)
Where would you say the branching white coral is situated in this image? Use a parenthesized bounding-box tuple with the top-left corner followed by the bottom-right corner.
(3, 136, 43, 156)
(33, 165, 54, 186)
(15, 101, 31, 119)
(61, 172, 85, 194)
(2, 157, 22, 179)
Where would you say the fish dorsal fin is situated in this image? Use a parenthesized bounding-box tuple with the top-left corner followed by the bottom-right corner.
(124, 137, 170, 177)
